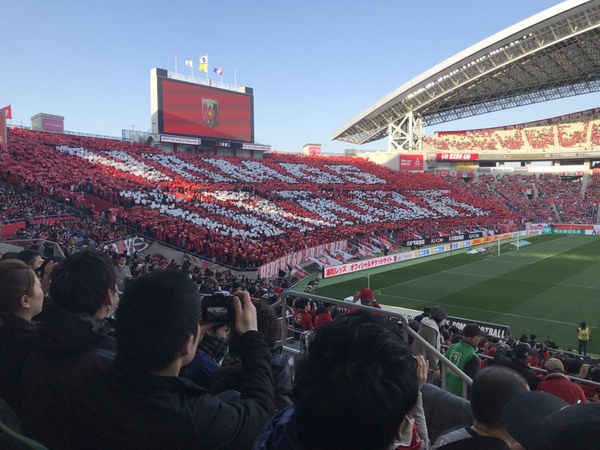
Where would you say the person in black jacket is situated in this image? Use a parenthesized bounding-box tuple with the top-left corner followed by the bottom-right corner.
(20, 249, 118, 448)
(63, 269, 274, 450)
(210, 299, 294, 411)
(494, 343, 541, 391)
(0, 260, 44, 414)
(255, 310, 419, 450)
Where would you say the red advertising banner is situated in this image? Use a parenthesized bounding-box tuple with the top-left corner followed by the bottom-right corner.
(1, 222, 25, 239)
(257, 240, 347, 279)
(323, 251, 414, 278)
(553, 224, 594, 230)
(436, 153, 479, 161)
(399, 154, 424, 171)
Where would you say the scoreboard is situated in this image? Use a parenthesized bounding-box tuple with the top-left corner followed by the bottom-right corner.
(151, 68, 254, 144)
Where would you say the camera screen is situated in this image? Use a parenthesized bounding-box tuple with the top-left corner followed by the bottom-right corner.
(205, 306, 230, 322)
(202, 294, 235, 323)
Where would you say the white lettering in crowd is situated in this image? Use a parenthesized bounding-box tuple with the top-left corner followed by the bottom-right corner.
(51, 145, 495, 251)
(278, 162, 345, 184)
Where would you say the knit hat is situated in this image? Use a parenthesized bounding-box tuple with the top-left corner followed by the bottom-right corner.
(430, 305, 448, 321)
(544, 358, 564, 372)
(513, 344, 530, 359)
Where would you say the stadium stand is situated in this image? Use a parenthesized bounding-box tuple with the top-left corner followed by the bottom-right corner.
(3, 128, 600, 449)
(424, 108, 600, 153)
(2, 127, 528, 268)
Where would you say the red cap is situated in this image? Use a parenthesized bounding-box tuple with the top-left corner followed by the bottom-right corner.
(359, 288, 374, 300)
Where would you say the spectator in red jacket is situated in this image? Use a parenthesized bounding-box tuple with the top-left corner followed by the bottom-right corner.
(537, 358, 587, 404)
(314, 303, 334, 329)
(293, 298, 313, 331)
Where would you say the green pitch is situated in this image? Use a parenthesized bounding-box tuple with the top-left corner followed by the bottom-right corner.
(314, 234, 600, 354)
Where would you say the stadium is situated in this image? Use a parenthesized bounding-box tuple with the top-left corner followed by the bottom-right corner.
(2, 0, 600, 447)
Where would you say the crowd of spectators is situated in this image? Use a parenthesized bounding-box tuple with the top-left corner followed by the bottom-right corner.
(440, 172, 600, 225)
(425, 108, 600, 152)
(557, 121, 589, 148)
(3, 114, 600, 447)
(591, 122, 600, 147)
(3, 127, 600, 272)
(1, 127, 535, 269)
(2, 248, 599, 449)
(431, 323, 600, 402)
(0, 183, 75, 223)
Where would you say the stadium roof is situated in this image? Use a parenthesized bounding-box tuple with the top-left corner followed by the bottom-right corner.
(332, 0, 600, 145)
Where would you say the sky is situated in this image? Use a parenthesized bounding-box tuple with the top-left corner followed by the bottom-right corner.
(4, 0, 599, 154)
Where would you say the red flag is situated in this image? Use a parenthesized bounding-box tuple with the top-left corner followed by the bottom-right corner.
(0, 105, 11, 120)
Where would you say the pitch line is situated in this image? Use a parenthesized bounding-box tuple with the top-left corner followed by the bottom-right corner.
(377, 292, 583, 328)
(445, 271, 600, 291)
(379, 235, 577, 293)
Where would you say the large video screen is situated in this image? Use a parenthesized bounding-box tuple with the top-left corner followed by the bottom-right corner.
(159, 78, 253, 143)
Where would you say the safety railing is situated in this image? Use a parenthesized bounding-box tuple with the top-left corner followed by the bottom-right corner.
(277, 290, 474, 399)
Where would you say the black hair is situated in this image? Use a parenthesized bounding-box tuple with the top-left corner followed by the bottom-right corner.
(49, 249, 116, 315)
(115, 269, 201, 373)
(0, 252, 19, 261)
(562, 357, 584, 375)
(293, 310, 418, 450)
(294, 298, 309, 310)
(589, 367, 600, 382)
(470, 366, 528, 427)
(17, 249, 43, 268)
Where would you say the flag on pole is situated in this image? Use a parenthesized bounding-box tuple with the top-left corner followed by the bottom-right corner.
(213, 66, 223, 76)
(184, 59, 193, 68)
(199, 55, 208, 73)
(0, 105, 12, 120)
(323, 254, 343, 266)
(307, 257, 325, 268)
(287, 264, 308, 280)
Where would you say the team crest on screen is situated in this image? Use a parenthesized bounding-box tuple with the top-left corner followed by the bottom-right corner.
(202, 99, 219, 128)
